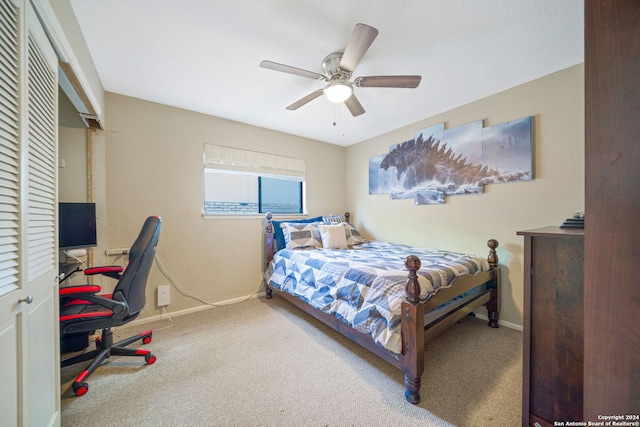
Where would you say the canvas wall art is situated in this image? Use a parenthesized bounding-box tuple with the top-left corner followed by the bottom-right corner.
(368, 116, 533, 205)
(481, 116, 533, 183)
(368, 154, 391, 195)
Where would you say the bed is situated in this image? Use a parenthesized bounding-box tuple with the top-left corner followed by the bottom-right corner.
(262, 212, 499, 404)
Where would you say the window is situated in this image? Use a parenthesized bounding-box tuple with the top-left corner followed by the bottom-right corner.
(203, 144, 306, 215)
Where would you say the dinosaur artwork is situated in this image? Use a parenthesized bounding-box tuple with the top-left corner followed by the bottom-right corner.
(369, 116, 532, 205)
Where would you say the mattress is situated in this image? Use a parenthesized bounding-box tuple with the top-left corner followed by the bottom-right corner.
(265, 240, 489, 354)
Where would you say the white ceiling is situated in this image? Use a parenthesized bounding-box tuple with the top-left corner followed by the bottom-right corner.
(69, 0, 584, 147)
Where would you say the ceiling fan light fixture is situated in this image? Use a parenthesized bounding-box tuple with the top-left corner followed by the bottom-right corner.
(261, 24, 420, 116)
(324, 81, 353, 103)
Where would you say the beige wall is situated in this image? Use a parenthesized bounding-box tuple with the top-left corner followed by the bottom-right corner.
(101, 93, 346, 317)
(98, 64, 583, 327)
(58, 127, 87, 202)
(345, 64, 585, 328)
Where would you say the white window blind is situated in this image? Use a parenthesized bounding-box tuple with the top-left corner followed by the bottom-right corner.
(204, 144, 305, 180)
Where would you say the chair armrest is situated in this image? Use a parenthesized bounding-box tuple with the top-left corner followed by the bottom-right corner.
(59, 285, 128, 315)
(84, 265, 124, 280)
(59, 285, 102, 306)
(60, 284, 102, 296)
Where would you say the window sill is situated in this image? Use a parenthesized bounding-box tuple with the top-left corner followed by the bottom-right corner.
(202, 213, 310, 220)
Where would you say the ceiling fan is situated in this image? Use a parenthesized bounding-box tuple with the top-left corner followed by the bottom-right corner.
(260, 23, 421, 117)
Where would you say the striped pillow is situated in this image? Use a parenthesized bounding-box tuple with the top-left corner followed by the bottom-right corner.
(322, 214, 345, 224)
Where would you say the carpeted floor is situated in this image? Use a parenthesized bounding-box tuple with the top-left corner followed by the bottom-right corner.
(61, 296, 522, 426)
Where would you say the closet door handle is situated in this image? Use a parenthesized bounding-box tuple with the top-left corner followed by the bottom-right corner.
(18, 295, 33, 304)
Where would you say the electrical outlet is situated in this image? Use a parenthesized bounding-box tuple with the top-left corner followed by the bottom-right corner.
(157, 285, 170, 306)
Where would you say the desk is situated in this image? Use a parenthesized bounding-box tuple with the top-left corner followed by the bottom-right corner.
(59, 262, 82, 284)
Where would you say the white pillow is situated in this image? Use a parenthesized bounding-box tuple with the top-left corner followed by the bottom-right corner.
(318, 224, 348, 250)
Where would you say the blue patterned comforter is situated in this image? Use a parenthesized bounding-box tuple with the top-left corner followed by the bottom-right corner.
(265, 241, 489, 355)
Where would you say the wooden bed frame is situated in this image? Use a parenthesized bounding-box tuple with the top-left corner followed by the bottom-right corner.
(263, 212, 500, 404)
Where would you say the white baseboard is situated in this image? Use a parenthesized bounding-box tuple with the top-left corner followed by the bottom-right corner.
(123, 291, 267, 329)
(474, 313, 523, 332)
(122, 292, 523, 333)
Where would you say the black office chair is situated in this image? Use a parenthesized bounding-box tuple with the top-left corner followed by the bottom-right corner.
(60, 216, 162, 396)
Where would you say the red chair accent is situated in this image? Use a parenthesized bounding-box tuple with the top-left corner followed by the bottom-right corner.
(60, 216, 162, 396)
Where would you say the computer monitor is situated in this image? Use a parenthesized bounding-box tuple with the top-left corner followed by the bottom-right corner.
(58, 202, 97, 250)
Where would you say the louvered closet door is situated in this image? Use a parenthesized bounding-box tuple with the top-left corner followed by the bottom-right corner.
(22, 4, 59, 425)
(0, 0, 23, 425)
(0, 0, 60, 425)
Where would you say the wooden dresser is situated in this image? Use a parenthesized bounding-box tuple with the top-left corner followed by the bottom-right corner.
(517, 227, 584, 427)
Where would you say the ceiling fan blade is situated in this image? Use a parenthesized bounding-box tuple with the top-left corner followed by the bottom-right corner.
(355, 75, 422, 88)
(260, 60, 326, 80)
(344, 94, 365, 117)
(339, 23, 379, 73)
(286, 89, 324, 110)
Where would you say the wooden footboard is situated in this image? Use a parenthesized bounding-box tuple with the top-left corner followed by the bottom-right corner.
(400, 239, 499, 403)
(263, 212, 499, 404)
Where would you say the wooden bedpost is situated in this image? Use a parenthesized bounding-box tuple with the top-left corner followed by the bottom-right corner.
(401, 255, 425, 404)
(487, 238, 499, 268)
(486, 239, 499, 328)
(264, 212, 274, 299)
(344, 212, 350, 222)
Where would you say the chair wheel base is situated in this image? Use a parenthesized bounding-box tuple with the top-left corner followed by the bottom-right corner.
(142, 331, 152, 345)
(59, 217, 162, 397)
(73, 382, 89, 396)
